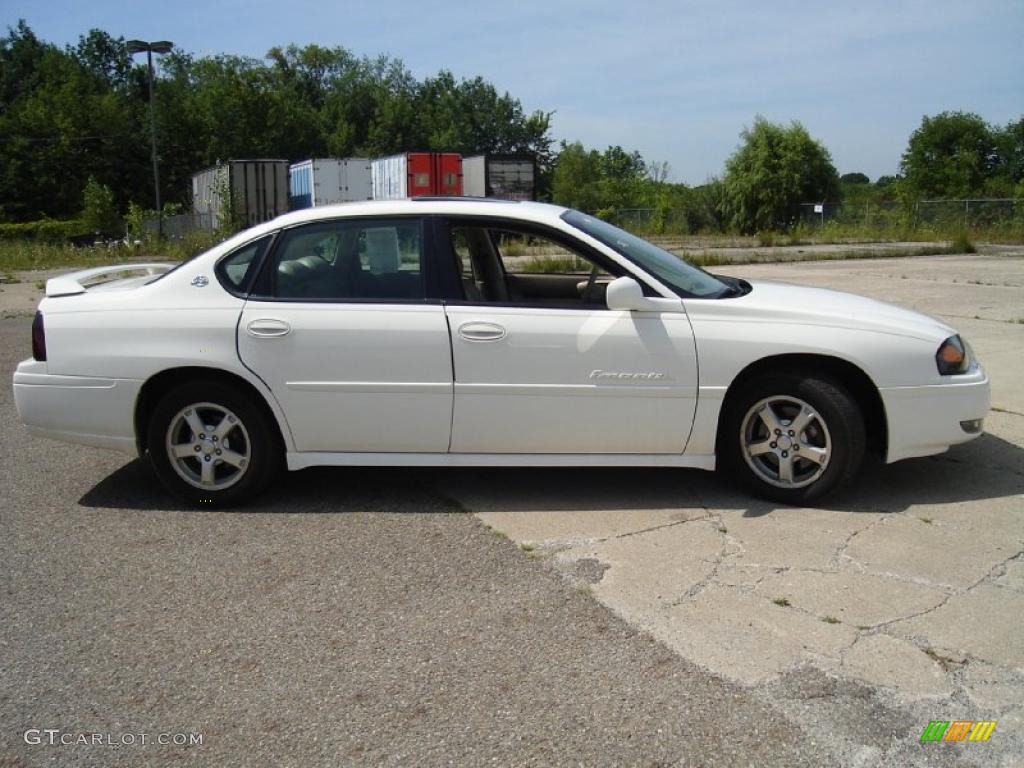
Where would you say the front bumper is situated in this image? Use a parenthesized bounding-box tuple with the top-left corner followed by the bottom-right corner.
(13, 359, 141, 455)
(880, 370, 990, 463)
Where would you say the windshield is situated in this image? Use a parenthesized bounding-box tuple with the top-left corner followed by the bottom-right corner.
(561, 210, 729, 298)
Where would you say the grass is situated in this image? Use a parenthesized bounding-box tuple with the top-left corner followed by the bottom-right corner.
(519, 255, 593, 273)
(772, 597, 791, 607)
(0, 230, 226, 273)
(682, 243, 977, 269)
(822, 615, 841, 624)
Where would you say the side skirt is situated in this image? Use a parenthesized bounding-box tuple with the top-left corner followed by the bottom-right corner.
(286, 452, 716, 471)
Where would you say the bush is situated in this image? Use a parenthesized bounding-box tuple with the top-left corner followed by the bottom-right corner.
(0, 219, 90, 243)
(81, 177, 121, 235)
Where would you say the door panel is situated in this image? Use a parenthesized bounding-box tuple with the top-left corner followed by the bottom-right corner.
(237, 215, 452, 454)
(239, 303, 453, 453)
(445, 305, 698, 454)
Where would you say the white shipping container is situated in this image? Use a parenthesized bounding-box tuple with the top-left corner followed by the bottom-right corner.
(462, 156, 487, 198)
(191, 160, 289, 229)
(462, 155, 535, 200)
(289, 158, 372, 209)
(371, 155, 409, 200)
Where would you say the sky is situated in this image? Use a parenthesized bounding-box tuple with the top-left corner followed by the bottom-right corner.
(3, 0, 1022, 185)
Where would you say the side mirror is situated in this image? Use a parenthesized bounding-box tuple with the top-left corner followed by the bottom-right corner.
(605, 276, 682, 312)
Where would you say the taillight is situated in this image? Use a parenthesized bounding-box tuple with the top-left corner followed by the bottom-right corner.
(31, 311, 46, 361)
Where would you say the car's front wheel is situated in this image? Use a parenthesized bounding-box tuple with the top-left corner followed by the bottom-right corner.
(720, 372, 866, 504)
(146, 381, 280, 506)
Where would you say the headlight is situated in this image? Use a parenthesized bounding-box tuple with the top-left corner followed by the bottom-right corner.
(936, 335, 973, 375)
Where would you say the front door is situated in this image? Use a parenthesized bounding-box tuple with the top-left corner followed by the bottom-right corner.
(442, 220, 698, 454)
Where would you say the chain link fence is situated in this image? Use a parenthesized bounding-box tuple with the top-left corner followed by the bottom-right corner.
(797, 198, 1024, 234)
(140, 212, 215, 239)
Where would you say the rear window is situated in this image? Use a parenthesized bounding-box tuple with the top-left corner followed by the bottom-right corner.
(216, 236, 272, 292)
(269, 219, 425, 301)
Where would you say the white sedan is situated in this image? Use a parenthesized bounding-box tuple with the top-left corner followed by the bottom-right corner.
(14, 199, 989, 506)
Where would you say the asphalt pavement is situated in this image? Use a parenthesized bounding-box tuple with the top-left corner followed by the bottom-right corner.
(1, 317, 831, 767)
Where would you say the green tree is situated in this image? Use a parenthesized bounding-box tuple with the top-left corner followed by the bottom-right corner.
(81, 176, 120, 233)
(990, 117, 1024, 196)
(0, 23, 556, 222)
(840, 172, 870, 185)
(899, 112, 995, 199)
(721, 116, 840, 233)
(597, 145, 648, 215)
(551, 141, 604, 212)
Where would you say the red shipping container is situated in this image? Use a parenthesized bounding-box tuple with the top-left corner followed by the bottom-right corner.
(436, 153, 463, 196)
(372, 152, 463, 198)
(406, 153, 433, 196)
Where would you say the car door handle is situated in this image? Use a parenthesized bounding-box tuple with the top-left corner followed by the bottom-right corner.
(246, 318, 291, 338)
(457, 321, 507, 342)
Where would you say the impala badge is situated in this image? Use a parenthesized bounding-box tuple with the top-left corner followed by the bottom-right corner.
(589, 370, 667, 381)
(191, 275, 209, 288)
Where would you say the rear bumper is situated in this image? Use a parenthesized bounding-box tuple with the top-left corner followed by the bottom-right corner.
(13, 359, 140, 455)
(881, 371, 990, 463)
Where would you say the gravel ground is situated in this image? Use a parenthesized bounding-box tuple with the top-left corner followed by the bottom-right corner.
(0, 318, 837, 767)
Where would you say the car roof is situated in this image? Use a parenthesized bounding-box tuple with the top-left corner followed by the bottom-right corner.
(202, 199, 575, 263)
(265, 198, 570, 231)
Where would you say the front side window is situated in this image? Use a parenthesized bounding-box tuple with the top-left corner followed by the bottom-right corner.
(449, 223, 615, 307)
(271, 218, 424, 301)
(562, 209, 729, 298)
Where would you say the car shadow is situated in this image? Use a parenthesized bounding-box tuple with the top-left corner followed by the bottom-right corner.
(79, 432, 1024, 516)
(78, 460, 467, 514)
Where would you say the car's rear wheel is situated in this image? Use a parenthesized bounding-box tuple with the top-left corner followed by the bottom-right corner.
(720, 372, 866, 504)
(146, 381, 280, 506)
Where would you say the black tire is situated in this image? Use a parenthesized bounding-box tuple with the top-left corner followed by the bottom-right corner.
(718, 371, 866, 505)
(146, 380, 281, 507)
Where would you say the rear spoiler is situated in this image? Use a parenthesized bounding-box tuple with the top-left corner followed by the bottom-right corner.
(45, 263, 175, 297)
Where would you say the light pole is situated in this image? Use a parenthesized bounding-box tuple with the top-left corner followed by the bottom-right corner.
(127, 39, 174, 239)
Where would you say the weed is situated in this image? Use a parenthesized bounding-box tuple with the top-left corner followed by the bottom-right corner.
(918, 517, 933, 524)
(822, 616, 841, 624)
(772, 597, 791, 607)
(924, 647, 966, 670)
(519, 543, 536, 553)
(950, 230, 976, 254)
(34, 280, 45, 290)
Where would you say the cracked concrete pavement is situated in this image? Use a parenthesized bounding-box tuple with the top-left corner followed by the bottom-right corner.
(441, 253, 1024, 765)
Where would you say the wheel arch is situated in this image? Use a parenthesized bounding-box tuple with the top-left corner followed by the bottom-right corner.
(716, 353, 887, 457)
(134, 366, 290, 457)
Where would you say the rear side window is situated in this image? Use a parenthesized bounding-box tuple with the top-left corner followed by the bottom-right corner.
(217, 236, 272, 292)
(270, 218, 425, 301)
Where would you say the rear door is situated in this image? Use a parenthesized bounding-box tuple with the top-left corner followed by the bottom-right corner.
(237, 216, 453, 453)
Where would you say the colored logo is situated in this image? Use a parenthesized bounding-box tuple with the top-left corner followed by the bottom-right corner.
(920, 721, 996, 742)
